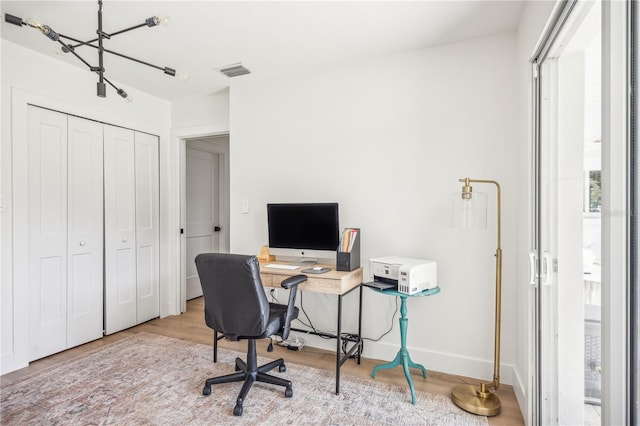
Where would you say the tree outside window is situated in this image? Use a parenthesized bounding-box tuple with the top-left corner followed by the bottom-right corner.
(589, 170, 601, 212)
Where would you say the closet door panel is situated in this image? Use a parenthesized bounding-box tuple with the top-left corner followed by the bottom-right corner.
(27, 106, 68, 361)
(135, 132, 160, 323)
(104, 126, 137, 334)
(66, 116, 104, 347)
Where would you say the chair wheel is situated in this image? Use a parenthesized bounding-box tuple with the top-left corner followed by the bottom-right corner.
(202, 385, 211, 396)
(279, 364, 286, 373)
(285, 385, 293, 398)
(233, 403, 243, 416)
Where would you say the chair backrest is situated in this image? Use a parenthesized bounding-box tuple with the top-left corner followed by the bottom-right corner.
(195, 253, 270, 339)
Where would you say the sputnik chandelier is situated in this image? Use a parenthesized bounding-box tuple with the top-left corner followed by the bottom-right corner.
(4, 0, 184, 100)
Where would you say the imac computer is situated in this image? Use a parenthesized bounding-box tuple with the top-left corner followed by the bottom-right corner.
(267, 202, 339, 265)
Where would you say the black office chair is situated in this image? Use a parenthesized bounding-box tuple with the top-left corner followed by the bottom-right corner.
(195, 253, 306, 416)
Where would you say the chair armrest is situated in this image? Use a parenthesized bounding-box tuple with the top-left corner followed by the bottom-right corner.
(281, 275, 307, 340)
(281, 274, 307, 290)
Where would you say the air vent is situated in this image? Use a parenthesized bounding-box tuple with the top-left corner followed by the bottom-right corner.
(219, 64, 251, 78)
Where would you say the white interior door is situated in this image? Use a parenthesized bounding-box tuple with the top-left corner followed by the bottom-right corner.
(186, 148, 219, 300)
(134, 131, 160, 323)
(28, 106, 68, 361)
(104, 126, 137, 334)
(66, 116, 104, 348)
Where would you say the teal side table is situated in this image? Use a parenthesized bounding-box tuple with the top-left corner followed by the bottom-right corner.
(369, 286, 440, 404)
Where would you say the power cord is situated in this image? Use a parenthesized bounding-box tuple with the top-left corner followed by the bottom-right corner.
(364, 296, 399, 342)
(342, 296, 399, 358)
(279, 333, 306, 351)
(268, 286, 400, 358)
(295, 292, 332, 339)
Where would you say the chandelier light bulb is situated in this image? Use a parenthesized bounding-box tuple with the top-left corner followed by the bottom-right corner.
(25, 17, 43, 30)
(146, 15, 169, 27)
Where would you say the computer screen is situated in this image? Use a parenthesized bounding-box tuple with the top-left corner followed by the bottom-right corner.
(267, 203, 339, 262)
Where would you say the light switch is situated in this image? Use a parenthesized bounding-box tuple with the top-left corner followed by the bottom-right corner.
(241, 199, 250, 214)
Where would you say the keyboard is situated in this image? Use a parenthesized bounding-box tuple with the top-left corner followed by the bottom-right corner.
(264, 263, 299, 270)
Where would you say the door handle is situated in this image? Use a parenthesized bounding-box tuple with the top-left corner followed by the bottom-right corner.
(529, 251, 537, 285)
(543, 252, 553, 286)
(214, 226, 221, 232)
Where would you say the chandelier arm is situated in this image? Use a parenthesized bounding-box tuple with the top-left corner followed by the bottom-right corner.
(102, 48, 167, 72)
(57, 34, 85, 44)
(101, 76, 128, 99)
(55, 39, 96, 71)
(59, 40, 175, 75)
(64, 22, 149, 50)
(106, 22, 148, 38)
(102, 76, 123, 92)
(57, 33, 99, 50)
(97, 0, 105, 88)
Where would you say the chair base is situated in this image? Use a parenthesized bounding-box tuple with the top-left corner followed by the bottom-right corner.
(202, 339, 292, 416)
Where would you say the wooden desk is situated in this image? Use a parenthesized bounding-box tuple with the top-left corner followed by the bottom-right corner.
(259, 261, 364, 395)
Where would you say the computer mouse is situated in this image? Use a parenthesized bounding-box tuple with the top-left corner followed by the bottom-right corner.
(312, 266, 323, 270)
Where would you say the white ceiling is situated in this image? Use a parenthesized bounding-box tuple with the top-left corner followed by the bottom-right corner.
(0, 1, 525, 102)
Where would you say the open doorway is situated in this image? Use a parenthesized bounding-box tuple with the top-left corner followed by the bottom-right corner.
(180, 134, 230, 304)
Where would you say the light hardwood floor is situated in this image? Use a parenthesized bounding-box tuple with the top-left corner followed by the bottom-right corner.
(2, 297, 524, 425)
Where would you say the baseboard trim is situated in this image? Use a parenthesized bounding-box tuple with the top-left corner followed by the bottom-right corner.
(300, 334, 516, 386)
(512, 367, 529, 425)
(1, 352, 27, 375)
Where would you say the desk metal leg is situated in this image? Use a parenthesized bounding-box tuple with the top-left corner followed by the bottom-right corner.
(214, 330, 218, 363)
(371, 296, 426, 405)
(336, 294, 342, 395)
(290, 285, 362, 396)
(357, 284, 363, 365)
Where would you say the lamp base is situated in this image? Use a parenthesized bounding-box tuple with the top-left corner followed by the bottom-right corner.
(451, 384, 501, 417)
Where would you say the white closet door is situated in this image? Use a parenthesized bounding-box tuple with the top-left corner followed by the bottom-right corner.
(28, 107, 68, 360)
(134, 132, 160, 323)
(66, 116, 104, 347)
(104, 126, 137, 334)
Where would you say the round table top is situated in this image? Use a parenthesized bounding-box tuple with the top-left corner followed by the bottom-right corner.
(369, 286, 440, 298)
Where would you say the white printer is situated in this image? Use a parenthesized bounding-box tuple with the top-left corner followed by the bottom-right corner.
(369, 256, 437, 294)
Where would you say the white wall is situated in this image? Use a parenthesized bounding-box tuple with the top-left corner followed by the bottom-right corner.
(230, 33, 520, 384)
(514, 2, 558, 423)
(171, 89, 229, 130)
(0, 40, 173, 374)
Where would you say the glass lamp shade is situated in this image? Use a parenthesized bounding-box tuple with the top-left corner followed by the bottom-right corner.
(450, 191, 488, 229)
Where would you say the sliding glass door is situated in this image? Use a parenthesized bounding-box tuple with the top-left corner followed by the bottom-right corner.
(531, 0, 637, 424)
(531, 1, 613, 424)
(631, 1, 639, 422)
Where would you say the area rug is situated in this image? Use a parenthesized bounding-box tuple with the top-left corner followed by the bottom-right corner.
(1, 333, 488, 425)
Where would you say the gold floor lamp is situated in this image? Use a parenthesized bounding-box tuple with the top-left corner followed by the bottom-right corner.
(450, 177, 502, 417)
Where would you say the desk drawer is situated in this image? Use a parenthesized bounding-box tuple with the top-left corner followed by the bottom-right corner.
(260, 266, 363, 295)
